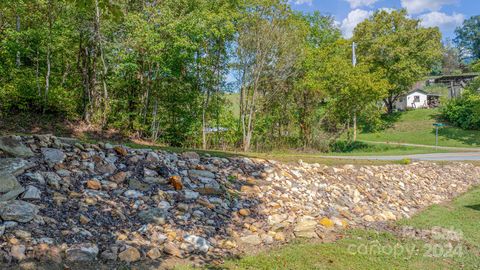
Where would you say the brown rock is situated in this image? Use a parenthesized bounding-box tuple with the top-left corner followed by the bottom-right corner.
(146, 247, 161, 260)
(79, 214, 90, 224)
(169, 176, 183, 190)
(239, 209, 251, 217)
(11, 245, 26, 261)
(110, 171, 127, 184)
(114, 146, 128, 156)
(163, 242, 181, 258)
(86, 179, 101, 190)
(118, 246, 141, 262)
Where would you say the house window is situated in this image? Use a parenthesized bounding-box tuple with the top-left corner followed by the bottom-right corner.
(414, 96, 420, 102)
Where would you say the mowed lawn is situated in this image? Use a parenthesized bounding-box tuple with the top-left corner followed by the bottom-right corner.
(179, 187, 480, 270)
(358, 109, 480, 148)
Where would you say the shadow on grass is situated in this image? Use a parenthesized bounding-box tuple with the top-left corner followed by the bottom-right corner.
(465, 204, 480, 211)
(435, 128, 480, 146)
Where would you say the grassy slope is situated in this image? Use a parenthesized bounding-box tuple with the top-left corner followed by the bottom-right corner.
(358, 109, 480, 148)
(181, 187, 480, 269)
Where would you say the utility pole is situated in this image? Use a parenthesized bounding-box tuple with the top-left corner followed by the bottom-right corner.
(352, 42, 357, 142)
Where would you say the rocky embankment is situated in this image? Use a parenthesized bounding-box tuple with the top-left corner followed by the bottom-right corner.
(0, 135, 479, 268)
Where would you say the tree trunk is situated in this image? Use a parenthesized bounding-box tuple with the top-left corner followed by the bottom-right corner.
(15, 14, 20, 67)
(353, 112, 357, 142)
(94, 0, 109, 127)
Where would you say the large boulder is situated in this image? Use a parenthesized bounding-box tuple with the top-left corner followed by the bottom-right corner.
(0, 136, 33, 157)
(41, 148, 66, 164)
(0, 173, 25, 202)
(65, 243, 99, 262)
(0, 200, 38, 222)
(0, 159, 32, 176)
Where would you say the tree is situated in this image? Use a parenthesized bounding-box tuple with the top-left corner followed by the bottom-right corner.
(353, 9, 442, 114)
(292, 12, 341, 148)
(235, 0, 301, 152)
(455, 15, 480, 61)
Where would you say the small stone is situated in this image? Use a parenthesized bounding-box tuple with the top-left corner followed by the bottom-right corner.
(163, 242, 182, 257)
(363, 215, 375, 222)
(240, 234, 262, 245)
(169, 176, 183, 190)
(124, 190, 143, 199)
(79, 214, 90, 224)
(41, 172, 61, 189)
(138, 208, 166, 225)
(183, 235, 210, 253)
(319, 217, 335, 228)
(0, 200, 38, 222)
(189, 170, 215, 179)
(146, 152, 160, 162)
(11, 245, 26, 261)
(184, 190, 199, 200)
(118, 246, 141, 262)
(86, 179, 101, 190)
(110, 171, 127, 183)
(147, 247, 161, 260)
(41, 148, 66, 164)
(274, 232, 286, 241)
(66, 243, 99, 262)
(21, 185, 41, 200)
(144, 168, 158, 177)
(0, 136, 33, 157)
(239, 209, 251, 217)
(114, 146, 128, 156)
(182, 152, 200, 160)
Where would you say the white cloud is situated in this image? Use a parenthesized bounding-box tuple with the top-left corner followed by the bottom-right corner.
(419, 11, 464, 30)
(400, 0, 459, 14)
(345, 0, 379, 8)
(291, 0, 313, 5)
(341, 9, 372, 38)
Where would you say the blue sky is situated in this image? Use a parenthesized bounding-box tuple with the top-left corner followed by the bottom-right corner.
(289, 0, 479, 40)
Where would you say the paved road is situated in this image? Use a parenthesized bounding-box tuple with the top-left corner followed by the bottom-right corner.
(324, 152, 480, 161)
(359, 140, 480, 152)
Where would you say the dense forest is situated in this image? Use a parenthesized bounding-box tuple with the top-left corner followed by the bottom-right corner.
(0, 0, 478, 151)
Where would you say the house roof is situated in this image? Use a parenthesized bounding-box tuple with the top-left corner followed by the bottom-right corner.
(433, 73, 479, 83)
(403, 89, 441, 97)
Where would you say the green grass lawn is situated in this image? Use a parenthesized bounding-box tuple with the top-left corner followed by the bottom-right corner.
(180, 187, 480, 269)
(358, 109, 480, 148)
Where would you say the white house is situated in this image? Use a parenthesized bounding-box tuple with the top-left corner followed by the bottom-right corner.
(393, 89, 440, 111)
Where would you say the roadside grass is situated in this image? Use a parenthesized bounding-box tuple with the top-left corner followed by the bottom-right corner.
(123, 141, 437, 166)
(179, 187, 480, 270)
(358, 109, 480, 148)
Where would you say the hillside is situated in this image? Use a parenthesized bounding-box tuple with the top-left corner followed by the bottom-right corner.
(358, 109, 480, 148)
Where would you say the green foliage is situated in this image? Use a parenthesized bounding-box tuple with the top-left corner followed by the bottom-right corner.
(442, 80, 480, 130)
(353, 9, 443, 113)
(455, 15, 480, 60)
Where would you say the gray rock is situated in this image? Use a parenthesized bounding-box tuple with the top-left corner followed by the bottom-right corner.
(0, 173, 24, 202)
(0, 159, 31, 176)
(144, 168, 158, 177)
(146, 152, 160, 162)
(240, 234, 262, 245)
(24, 172, 45, 184)
(66, 243, 99, 262)
(0, 200, 38, 222)
(96, 162, 117, 174)
(0, 136, 33, 157)
(182, 235, 210, 253)
(41, 172, 61, 189)
(138, 208, 166, 225)
(184, 190, 199, 200)
(41, 148, 66, 164)
(182, 152, 200, 160)
(189, 170, 215, 179)
(22, 186, 41, 200)
(144, 176, 167, 184)
(123, 190, 143, 199)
